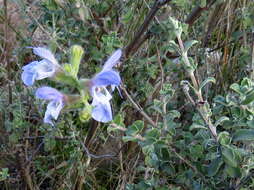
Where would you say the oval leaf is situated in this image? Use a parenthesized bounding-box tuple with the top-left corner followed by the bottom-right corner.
(230, 83, 241, 94)
(241, 89, 254, 105)
(221, 146, 239, 168)
(233, 129, 254, 142)
(126, 120, 144, 136)
(207, 157, 223, 177)
(215, 116, 229, 127)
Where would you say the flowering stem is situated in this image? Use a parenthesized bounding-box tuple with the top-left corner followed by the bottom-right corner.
(177, 36, 202, 100)
(177, 35, 218, 141)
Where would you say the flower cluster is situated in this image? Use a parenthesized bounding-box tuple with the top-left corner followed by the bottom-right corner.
(22, 46, 122, 125)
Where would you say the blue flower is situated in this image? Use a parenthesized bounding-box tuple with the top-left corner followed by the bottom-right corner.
(91, 89, 113, 122)
(22, 47, 60, 86)
(35, 86, 65, 125)
(89, 49, 122, 123)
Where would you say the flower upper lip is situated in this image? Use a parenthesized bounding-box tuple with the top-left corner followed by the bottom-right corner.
(91, 70, 121, 87)
(32, 47, 58, 65)
(101, 49, 122, 71)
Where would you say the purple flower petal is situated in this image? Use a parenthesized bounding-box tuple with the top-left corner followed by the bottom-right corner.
(22, 61, 39, 70)
(35, 87, 65, 126)
(102, 49, 122, 71)
(21, 70, 37, 86)
(33, 47, 58, 65)
(44, 100, 64, 125)
(35, 60, 56, 80)
(92, 70, 121, 87)
(92, 101, 112, 123)
(91, 88, 112, 102)
(21, 60, 56, 86)
(91, 91, 112, 123)
(36, 87, 63, 100)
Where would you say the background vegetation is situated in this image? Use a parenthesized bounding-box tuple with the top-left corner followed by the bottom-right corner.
(1, 0, 254, 189)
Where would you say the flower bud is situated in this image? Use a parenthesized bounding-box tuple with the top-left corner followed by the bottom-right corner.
(69, 45, 84, 78)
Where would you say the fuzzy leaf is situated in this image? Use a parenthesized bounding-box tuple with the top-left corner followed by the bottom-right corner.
(215, 116, 229, 127)
(221, 146, 239, 168)
(126, 120, 144, 136)
(144, 128, 160, 144)
(207, 157, 223, 177)
(218, 131, 231, 145)
(168, 17, 183, 38)
(190, 123, 207, 131)
(122, 136, 139, 142)
(184, 40, 198, 53)
(241, 89, 254, 105)
(168, 40, 181, 54)
(230, 83, 242, 94)
(199, 77, 216, 92)
(233, 129, 254, 142)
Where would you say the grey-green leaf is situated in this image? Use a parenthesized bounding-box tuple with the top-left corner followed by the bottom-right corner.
(221, 146, 239, 168)
(207, 157, 223, 177)
(230, 83, 241, 94)
(218, 131, 231, 145)
(199, 77, 216, 92)
(189, 123, 207, 131)
(126, 120, 144, 136)
(122, 136, 139, 142)
(233, 129, 254, 142)
(168, 40, 181, 54)
(215, 116, 229, 127)
(184, 40, 198, 53)
(241, 89, 254, 105)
